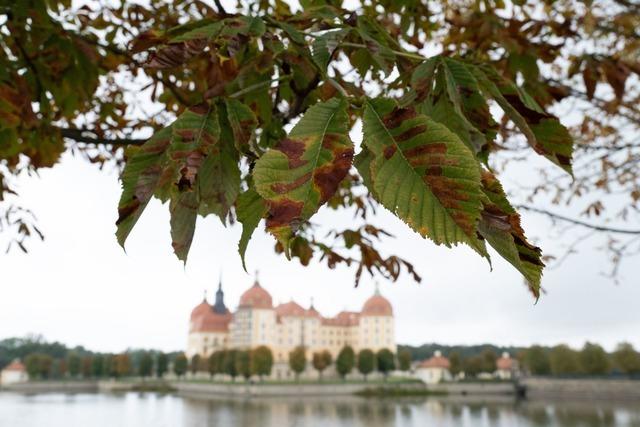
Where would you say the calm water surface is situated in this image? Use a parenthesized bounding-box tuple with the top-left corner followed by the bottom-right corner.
(1, 392, 639, 427)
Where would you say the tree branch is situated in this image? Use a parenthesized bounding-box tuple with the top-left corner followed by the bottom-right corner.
(59, 128, 146, 146)
(517, 205, 640, 235)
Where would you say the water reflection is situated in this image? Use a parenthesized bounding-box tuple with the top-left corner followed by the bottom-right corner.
(1, 391, 640, 427)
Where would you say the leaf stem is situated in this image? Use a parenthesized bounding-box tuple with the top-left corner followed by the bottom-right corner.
(228, 76, 291, 99)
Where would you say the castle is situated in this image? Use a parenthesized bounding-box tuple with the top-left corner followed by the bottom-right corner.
(186, 278, 395, 378)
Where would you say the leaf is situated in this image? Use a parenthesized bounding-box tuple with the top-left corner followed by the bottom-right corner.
(477, 170, 544, 297)
(253, 97, 354, 252)
(362, 98, 486, 254)
(170, 22, 223, 43)
(116, 127, 172, 248)
(170, 190, 199, 262)
(146, 39, 208, 69)
(236, 186, 268, 270)
(311, 29, 349, 72)
(356, 16, 398, 75)
(472, 65, 574, 174)
(225, 98, 258, 154)
(197, 103, 240, 221)
(353, 148, 377, 199)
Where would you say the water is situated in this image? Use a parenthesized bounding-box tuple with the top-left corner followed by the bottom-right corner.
(1, 392, 639, 427)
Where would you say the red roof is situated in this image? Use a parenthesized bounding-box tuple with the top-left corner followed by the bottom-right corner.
(419, 355, 450, 369)
(497, 356, 513, 371)
(322, 311, 360, 327)
(190, 300, 212, 321)
(190, 310, 232, 333)
(275, 301, 306, 317)
(362, 294, 393, 316)
(239, 281, 273, 309)
(3, 361, 25, 372)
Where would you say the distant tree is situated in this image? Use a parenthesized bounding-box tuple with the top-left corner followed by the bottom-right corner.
(398, 349, 412, 372)
(462, 355, 483, 377)
(449, 352, 462, 376)
(24, 353, 41, 379)
(115, 354, 132, 378)
(613, 343, 640, 375)
(235, 350, 252, 381)
(550, 345, 581, 375)
(190, 354, 201, 376)
(579, 343, 610, 375)
(67, 352, 81, 378)
(524, 346, 551, 375)
(208, 351, 223, 379)
(376, 349, 395, 379)
(173, 354, 188, 379)
(251, 346, 274, 380)
(81, 356, 93, 379)
(51, 358, 66, 379)
(480, 348, 498, 373)
(37, 354, 53, 379)
(312, 350, 332, 380)
(156, 353, 169, 378)
(223, 350, 239, 381)
(103, 354, 116, 378)
(91, 355, 104, 378)
(357, 349, 375, 381)
(289, 346, 307, 381)
(139, 353, 153, 378)
(336, 346, 355, 380)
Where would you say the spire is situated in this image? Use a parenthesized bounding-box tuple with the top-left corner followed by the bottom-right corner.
(374, 281, 380, 295)
(310, 297, 314, 309)
(213, 275, 227, 314)
(202, 289, 208, 302)
(253, 270, 260, 287)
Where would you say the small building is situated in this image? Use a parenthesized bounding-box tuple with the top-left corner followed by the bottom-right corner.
(1, 360, 28, 385)
(495, 352, 516, 380)
(415, 351, 452, 384)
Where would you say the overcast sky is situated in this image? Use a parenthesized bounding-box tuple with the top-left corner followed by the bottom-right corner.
(1, 142, 638, 353)
(1, 0, 638, 354)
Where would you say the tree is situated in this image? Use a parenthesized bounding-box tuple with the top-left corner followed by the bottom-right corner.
(156, 353, 168, 378)
(480, 348, 498, 373)
(103, 354, 117, 378)
(52, 358, 67, 379)
(24, 354, 41, 379)
(235, 350, 252, 381)
(312, 350, 332, 380)
(357, 349, 375, 381)
(139, 353, 153, 378)
(38, 354, 53, 379)
(613, 343, 640, 375)
(91, 355, 104, 378)
(462, 356, 484, 378)
(223, 350, 239, 382)
(449, 352, 462, 376)
(81, 356, 93, 379)
(173, 354, 188, 379)
(251, 346, 274, 380)
(6, 0, 640, 296)
(579, 343, 610, 375)
(190, 354, 201, 376)
(67, 352, 81, 378)
(550, 345, 581, 375)
(524, 346, 551, 376)
(208, 351, 223, 380)
(115, 354, 132, 378)
(336, 346, 356, 380)
(398, 349, 412, 372)
(376, 349, 395, 379)
(289, 347, 307, 381)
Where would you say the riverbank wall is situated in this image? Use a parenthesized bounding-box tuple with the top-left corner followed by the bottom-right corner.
(1, 381, 98, 393)
(521, 377, 640, 401)
(428, 382, 515, 396)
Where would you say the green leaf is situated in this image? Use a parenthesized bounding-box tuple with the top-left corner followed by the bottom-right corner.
(353, 147, 377, 199)
(362, 98, 486, 255)
(236, 186, 268, 271)
(115, 127, 172, 248)
(356, 16, 398, 75)
(170, 191, 199, 263)
(170, 22, 223, 43)
(472, 65, 574, 174)
(225, 99, 258, 154)
(197, 103, 241, 222)
(253, 98, 354, 253)
(478, 170, 544, 297)
(311, 29, 349, 73)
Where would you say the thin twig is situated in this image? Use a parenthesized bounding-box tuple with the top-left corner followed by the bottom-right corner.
(517, 205, 640, 235)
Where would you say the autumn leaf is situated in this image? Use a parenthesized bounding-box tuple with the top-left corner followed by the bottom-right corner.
(236, 186, 268, 271)
(253, 97, 354, 253)
(362, 98, 487, 255)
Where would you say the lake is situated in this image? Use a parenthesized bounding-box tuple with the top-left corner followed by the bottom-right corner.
(0, 392, 639, 427)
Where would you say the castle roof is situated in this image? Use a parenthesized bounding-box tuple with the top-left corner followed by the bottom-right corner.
(496, 354, 513, 371)
(239, 280, 273, 309)
(361, 294, 393, 316)
(419, 352, 450, 369)
(322, 311, 360, 327)
(275, 301, 306, 317)
(190, 310, 232, 333)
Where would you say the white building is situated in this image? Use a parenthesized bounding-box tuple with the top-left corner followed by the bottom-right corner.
(1, 360, 28, 385)
(495, 352, 516, 380)
(186, 278, 395, 378)
(415, 351, 452, 384)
